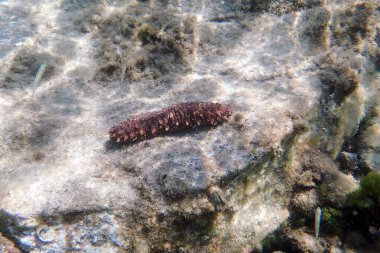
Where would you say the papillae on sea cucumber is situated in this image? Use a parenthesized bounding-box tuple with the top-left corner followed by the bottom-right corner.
(109, 102, 232, 143)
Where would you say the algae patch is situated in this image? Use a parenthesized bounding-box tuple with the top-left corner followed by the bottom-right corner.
(94, 9, 196, 82)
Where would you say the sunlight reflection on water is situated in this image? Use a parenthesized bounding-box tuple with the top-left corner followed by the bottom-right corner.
(0, 1, 34, 57)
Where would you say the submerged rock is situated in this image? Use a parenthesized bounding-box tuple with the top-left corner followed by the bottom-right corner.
(282, 227, 326, 253)
(0, 232, 21, 253)
(0, 0, 379, 252)
(291, 189, 319, 216)
(357, 104, 380, 173)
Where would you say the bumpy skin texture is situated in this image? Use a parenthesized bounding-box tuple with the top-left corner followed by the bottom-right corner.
(109, 102, 232, 143)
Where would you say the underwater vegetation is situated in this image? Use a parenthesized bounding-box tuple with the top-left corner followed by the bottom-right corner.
(93, 8, 196, 82)
(334, 171, 380, 248)
(321, 207, 344, 235)
(347, 171, 380, 209)
(308, 172, 380, 241)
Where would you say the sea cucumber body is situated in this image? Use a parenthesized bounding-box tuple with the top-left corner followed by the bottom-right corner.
(109, 102, 232, 143)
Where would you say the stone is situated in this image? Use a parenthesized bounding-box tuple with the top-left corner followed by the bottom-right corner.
(357, 104, 380, 173)
(0, 232, 21, 253)
(282, 227, 326, 253)
(337, 151, 358, 173)
(291, 189, 319, 216)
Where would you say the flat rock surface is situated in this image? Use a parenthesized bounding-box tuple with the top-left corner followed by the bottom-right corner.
(0, 0, 316, 217)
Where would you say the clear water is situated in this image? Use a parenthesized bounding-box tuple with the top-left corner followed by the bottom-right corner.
(0, 1, 379, 252)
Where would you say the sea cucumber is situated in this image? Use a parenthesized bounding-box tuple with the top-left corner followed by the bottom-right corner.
(109, 102, 232, 143)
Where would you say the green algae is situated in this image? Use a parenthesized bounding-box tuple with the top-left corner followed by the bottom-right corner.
(347, 172, 380, 209)
(322, 207, 343, 235)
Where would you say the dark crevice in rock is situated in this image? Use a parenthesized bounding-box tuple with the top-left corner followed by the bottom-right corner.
(0, 231, 21, 253)
(40, 208, 113, 225)
(167, 211, 217, 248)
(338, 104, 379, 177)
(0, 210, 33, 252)
(249, 0, 324, 15)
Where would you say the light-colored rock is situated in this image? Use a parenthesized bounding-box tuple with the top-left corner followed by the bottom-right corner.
(292, 189, 319, 215)
(0, 232, 21, 253)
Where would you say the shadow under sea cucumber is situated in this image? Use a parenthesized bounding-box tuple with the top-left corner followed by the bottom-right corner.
(109, 102, 232, 144)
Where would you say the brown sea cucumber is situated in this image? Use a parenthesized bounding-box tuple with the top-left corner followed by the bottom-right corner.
(109, 102, 232, 143)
